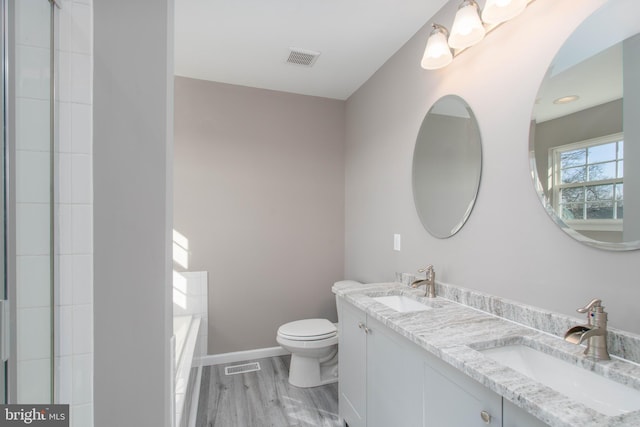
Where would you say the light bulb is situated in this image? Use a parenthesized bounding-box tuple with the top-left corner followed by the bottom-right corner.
(421, 25, 453, 70)
(448, 0, 485, 50)
(481, 0, 527, 25)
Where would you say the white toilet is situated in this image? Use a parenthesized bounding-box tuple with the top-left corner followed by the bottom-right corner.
(276, 318, 338, 388)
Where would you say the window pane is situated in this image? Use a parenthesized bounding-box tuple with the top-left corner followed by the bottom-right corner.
(586, 202, 613, 219)
(618, 160, 624, 178)
(561, 187, 584, 203)
(615, 183, 623, 201)
(560, 149, 586, 168)
(618, 140, 624, 160)
(586, 184, 613, 201)
(561, 166, 586, 184)
(588, 162, 616, 181)
(617, 200, 623, 219)
(561, 203, 583, 220)
(588, 143, 616, 163)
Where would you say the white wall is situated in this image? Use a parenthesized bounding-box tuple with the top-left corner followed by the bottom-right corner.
(93, 1, 173, 426)
(345, 0, 640, 334)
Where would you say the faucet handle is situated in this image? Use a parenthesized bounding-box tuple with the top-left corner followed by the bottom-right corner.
(417, 265, 434, 278)
(577, 299, 604, 327)
(576, 298, 602, 314)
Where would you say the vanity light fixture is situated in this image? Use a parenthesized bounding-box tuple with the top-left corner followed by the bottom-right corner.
(448, 0, 485, 50)
(481, 0, 527, 25)
(421, 24, 453, 70)
(421, 0, 536, 70)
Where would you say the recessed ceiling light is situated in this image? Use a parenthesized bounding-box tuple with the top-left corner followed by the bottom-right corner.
(553, 95, 579, 104)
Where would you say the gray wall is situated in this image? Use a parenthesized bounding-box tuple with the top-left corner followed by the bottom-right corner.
(94, 1, 173, 426)
(345, 0, 640, 334)
(174, 77, 345, 354)
(623, 34, 640, 241)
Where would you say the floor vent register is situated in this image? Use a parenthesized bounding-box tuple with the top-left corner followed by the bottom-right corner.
(224, 362, 261, 376)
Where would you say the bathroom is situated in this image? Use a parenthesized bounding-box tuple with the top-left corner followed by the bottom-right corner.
(4, 0, 640, 426)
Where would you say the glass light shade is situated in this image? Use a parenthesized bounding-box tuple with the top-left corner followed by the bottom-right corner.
(481, 0, 527, 25)
(448, 0, 485, 50)
(421, 25, 453, 70)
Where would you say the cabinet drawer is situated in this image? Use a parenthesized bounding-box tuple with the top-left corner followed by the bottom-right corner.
(424, 353, 502, 427)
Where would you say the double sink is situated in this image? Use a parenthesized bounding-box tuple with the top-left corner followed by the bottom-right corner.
(369, 293, 640, 418)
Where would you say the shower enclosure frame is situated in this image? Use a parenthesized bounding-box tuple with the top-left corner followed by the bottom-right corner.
(3, 0, 59, 404)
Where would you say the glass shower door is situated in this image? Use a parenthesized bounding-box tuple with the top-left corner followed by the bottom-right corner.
(0, 0, 7, 404)
(11, 0, 54, 404)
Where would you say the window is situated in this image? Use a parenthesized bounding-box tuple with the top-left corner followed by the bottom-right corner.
(551, 133, 623, 230)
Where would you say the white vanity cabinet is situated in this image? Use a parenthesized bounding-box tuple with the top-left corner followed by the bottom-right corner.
(338, 298, 368, 427)
(423, 356, 550, 427)
(338, 299, 423, 427)
(423, 349, 502, 426)
(366, 316, 423, 427)
(337, 297, 550, 427)
(503, 401, 549, 427)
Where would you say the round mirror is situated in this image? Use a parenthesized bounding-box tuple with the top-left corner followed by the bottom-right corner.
(412, 95, 482, 238)
(530, 0, 640, 250)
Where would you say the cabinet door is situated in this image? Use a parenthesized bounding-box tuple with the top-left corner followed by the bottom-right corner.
(338, 300, 368, 427)
(366, 317, 423, 427)
(423, 353, 502, 427)
(503, 400, 550, 427)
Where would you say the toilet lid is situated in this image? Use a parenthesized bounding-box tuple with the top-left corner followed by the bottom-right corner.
(278, 319, 337, 341)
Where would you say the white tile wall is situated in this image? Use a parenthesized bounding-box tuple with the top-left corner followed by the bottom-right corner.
(54, 2, 94, 426)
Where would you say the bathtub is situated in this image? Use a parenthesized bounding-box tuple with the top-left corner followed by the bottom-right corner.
(173, 314, 201, 427)
(173, 315, 193, 368)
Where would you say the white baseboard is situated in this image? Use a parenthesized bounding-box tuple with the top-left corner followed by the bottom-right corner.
(197, 346, 290, 366)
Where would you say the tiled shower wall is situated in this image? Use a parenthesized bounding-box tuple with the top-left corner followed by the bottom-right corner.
(55, 1, 93, 426)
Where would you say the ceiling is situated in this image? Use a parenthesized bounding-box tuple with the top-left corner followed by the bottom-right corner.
(174, 0, 450, 100)
(533, 0, 639, 123)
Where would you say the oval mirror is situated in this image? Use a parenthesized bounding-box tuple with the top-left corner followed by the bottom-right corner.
(529, 0, 640, 250)
(413, 95, 482, 238)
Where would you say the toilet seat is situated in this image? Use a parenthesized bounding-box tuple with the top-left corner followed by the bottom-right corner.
(278, 319, 337, 341)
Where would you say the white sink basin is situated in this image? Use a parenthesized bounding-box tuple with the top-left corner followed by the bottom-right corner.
(372, 295, 432, 313)
(480, 344, 640, 416)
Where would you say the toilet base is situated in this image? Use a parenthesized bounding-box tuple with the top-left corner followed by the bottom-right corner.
(288, 350, 338, 388)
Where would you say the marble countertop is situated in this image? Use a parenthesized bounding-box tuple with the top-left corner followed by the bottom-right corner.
(332, 281, 640, 427)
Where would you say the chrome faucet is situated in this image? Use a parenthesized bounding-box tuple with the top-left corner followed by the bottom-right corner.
(564, 298, 610, 361)
(410, 265, 436, 298)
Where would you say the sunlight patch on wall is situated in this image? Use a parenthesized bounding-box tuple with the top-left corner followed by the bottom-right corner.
(173, 229, 189, 269)
(173, 229, 190, 308)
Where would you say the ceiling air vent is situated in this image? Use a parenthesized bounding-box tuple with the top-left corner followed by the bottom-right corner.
(286, 48, 320, 67)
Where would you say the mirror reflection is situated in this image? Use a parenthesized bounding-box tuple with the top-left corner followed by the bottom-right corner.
(413, 95, 482, 238)
(530, 0, 640, 250)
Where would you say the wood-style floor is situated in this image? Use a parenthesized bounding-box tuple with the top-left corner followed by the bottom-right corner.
(196, 355, 342, 427)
